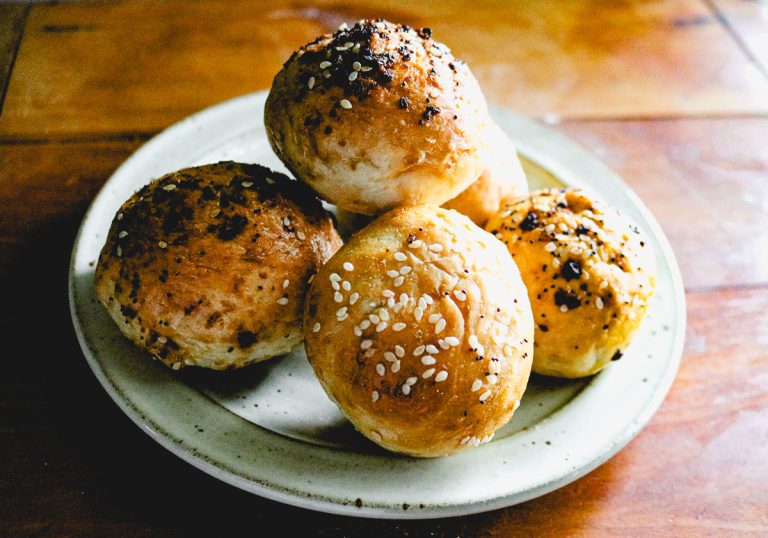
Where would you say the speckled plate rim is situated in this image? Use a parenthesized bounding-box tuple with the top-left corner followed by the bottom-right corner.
(68, 91, 686, 519)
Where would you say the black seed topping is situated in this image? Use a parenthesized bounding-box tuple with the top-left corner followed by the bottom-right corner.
(217, 215, 248, 241)
(399, 96, 410, 109)
(519, 211, 539, 231)
(237, 331, 258, 349)
(561, 260, 582, 281)
(611, 350, 623, 361)
(538, 324, 549, 332)
(554, 289, 582, 310)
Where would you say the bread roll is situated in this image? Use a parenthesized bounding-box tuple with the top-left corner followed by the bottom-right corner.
(486, 189, 656, 378)
(304, 205, 533, 457)
(94, 161, 343, 370)
(443, 121, 528, 226)
(265, 19, 491, 215)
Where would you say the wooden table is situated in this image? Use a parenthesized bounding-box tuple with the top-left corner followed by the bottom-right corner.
(1, 1, 766, 535)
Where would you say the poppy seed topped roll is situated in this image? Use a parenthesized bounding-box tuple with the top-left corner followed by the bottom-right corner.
(265, 19, 491, 215)
(94, 161, 343, 370)
(486, 189, 656, 378)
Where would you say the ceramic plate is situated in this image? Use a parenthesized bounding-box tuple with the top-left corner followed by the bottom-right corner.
(69, 91, 685, 519)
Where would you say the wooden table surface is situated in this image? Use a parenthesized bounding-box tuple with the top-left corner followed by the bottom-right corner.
(1, 1, 766, 536)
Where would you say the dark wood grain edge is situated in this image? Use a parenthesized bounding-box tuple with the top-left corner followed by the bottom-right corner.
(702, 0, 768, 81)
(0, 4, 30, 118)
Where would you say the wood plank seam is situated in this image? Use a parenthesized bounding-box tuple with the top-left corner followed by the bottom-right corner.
(702, 0, 768, 81)
(0, 5, 30, 119)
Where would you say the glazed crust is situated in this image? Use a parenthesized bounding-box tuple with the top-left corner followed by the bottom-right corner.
(486, 189, 656, 378)
(303, 205, 534, 457)
(443, 121, 528, 226)
(265, 20, 490, 215)
(94, 161, 343, 370)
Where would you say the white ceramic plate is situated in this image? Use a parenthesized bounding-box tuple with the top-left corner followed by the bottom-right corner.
(69, 91, 685, 519)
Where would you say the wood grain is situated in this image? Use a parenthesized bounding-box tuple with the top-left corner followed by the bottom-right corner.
(559, 118, 768, 291)
(710, 0, 768, 73)
(0, 4, 27, 113)
(3, 0, 768, 140)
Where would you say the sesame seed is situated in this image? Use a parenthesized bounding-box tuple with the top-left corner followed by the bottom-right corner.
(414, 345, 426, 356)
(426, 344, 439, 354)
(360, 65, 373, 72)
(486, 374, 498, 385)
(471, 379, 482, 392)
(429, 244, 443, 253)
(117, 213, 123, 221)
(393, 322, 406, 332)
(118, 230, 128, 238)
(428, 313, 442, 324)
(435, 371, 448, 382)
(386, 270, 399, 278)
(438, 339, 449, 349)
(395, 345, 405, 357)
(600, 281, 609, 289)
(163, 184, 177, 191)
(376, 321, 388, 332)
(354, 326, 362, 337)
(372, 391, 379, 402)
(406, 376, 417, 385)
(394, 252, 407, 261)
(334, 292, 344, 303)
(423, 295, 434, 305)
(560, 305, 569, 313)
(340, 99, 352, 109)
(560, 222, 569, 232)
(344, 41, 354, 48)
(349, 292, 359, 305)
(391, 361, 401, 373)
(353, 61, 361, 71)
(400, 266, 412, 275)
(479, 390, 491, 402)
(460, 436, 470, 445)
(283, 216, 291, 226)
(348, 71, 358, 81)
(363, 348, 375, 358)
(545, 242, 557, 252)
(489, 361, 501, 374)
(383, 290, 395, 298)
(277, 297, 289, 305)
(421, 356, 436, 365)
(369, 314, 380, 324)
(330, 273, 341, 282)
(417, 297, 427, 310)
(370, 430, 382, 441)
(545, 224, 555, 233)
(319, 61, 332, 69)
(388, 298, 396, 309)
(422, 368, 435, 379)
(376, 363, 385, 376)
(343, 262, 354, 271)
(595, 297, 604, 309)
(332, 281, 340, 291)
(384, 351, 396, 362)
(313, 322, 321, 333)
(445, 336, 460, 346)
(477, 344, 485, 356)
(453, 290, 467, 301)
(308, 77, 315, 90)
(337, 307, 348, 317)
(468, 334, 479, 348)
(393, 276, 404, 287)
(378, 309, 389, 321)
(342, 280, 351, 291)
(553, 258, 561, 268)
(402, 384, 411, 395)
(408, 239, 423, 249)
(399, 293, 408, 303)
(361, 339, 373, 350)
(360, 320, 371, 329)
(158, 241, 168, 249)
(116, 245, 122, 257)
(435, 319, 446, 333)
(172, 362, 181, 370)
(283, 279, 290, 289)
(297, 230, 306, 240)
(414, 307, 424, 321)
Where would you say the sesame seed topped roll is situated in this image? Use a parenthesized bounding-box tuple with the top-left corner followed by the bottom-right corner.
(443, 121, 529, 226)
(486, 189, 656, 378)
(94, 161, 343, 371)
(304, 205, 534, 457)
(265, 19, 491, 215)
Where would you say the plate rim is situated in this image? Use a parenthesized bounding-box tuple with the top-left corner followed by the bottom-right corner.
(68, 90, 686, 519)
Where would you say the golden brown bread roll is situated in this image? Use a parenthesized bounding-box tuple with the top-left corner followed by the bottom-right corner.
(443, 121, 528, 226)
(94, 161, 343, 370)
(485, 189, 656, 378)
(265, 19, 491, 215)
(303, 205, 534, 457)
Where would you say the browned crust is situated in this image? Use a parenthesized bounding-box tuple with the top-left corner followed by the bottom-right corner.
(94, 161, 343, 370)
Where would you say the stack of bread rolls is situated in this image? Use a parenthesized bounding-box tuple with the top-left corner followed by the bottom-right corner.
(95, 20, 655, 457)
